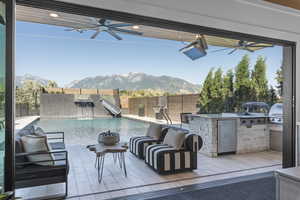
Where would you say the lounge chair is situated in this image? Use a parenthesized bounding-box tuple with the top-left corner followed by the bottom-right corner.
(129, 123, 168, 159)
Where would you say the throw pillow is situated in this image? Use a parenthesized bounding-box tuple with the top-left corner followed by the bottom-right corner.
(34, 127, 46, 137)
(21, 135, 55, 166)
(146, 123, 162, 140)
(163, 128, 186, 149)
(18, 125, 35, 137)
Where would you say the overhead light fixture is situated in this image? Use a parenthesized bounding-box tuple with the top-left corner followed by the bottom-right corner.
(49, 13, 59, 18)
(179, 35, 208, 60)
(132, 25, 140, 29)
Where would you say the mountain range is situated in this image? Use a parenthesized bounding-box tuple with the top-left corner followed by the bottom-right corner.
(17, 72, 200, 94)
(16, 74, 52, 88)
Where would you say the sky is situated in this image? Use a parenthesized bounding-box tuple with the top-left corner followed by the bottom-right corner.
(16, 21, 283, 87)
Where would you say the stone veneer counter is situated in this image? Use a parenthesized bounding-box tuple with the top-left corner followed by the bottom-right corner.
(188, 113, 270, 157)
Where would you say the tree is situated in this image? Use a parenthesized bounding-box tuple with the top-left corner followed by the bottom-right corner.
(47, 80, 58, 88)
(16, 80, 43, 111)
(275, 64, 283, 97)
(234, 55, 253, 111)
(198, 69, 214, 113)
(210, 68, 225, 113)
(223, 69, 235, 112)
(252, 56, 268, 101)
(268, 86, 278, 105)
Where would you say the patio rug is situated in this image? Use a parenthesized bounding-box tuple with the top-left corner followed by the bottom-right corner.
(111, 172, 276, 200)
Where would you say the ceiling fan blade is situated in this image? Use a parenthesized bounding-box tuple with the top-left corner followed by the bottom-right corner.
(245, 48, 255, 52)
(210, 47, 231, 53)
(247, 44, 274, 48)
(228, 48, 238, 55)
(90, 17, 100, 25)
(245, 42, 260, 47)
(106, 29, 122, 40)
(90, 30, 101, 39)
(111, 27, 143, 35)
(108, 23, 134, 28)
(65, 28, 76, 31)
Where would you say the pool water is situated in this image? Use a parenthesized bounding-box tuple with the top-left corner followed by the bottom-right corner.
(34, 117, 149, 146)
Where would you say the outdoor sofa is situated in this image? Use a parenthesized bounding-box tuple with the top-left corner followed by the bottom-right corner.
(15, 125, 69, 198)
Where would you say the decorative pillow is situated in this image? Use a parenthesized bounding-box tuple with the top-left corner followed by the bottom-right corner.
(21, 135, 54, 166)
(34, 127, 46, 137)
(146, 123, 162, 140)
(163, 128, 186, 149)
(18, 126, 35, 137)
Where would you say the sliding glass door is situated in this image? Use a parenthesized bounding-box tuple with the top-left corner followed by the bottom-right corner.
(0, 0, 6, 192)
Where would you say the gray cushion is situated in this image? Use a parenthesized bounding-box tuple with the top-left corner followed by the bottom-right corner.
(163, 128, 186, 149)
(21, 135, 55, 166)
(18, 126, 35, 137)
(146, 123, 162, 140)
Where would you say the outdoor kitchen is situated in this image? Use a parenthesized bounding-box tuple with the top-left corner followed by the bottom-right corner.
(187, 102, 283, 157)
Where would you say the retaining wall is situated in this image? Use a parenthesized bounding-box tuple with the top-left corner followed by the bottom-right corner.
(128, 94, 199, 122)
(40, 93, 120, 118)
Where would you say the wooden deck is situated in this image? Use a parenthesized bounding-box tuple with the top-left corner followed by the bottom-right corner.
(15, 144, 282, 200)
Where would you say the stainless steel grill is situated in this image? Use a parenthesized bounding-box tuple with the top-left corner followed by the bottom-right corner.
(269, 103, 283, 124)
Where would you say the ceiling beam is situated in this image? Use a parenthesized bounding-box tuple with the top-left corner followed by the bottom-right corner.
(265, 0, 300, 11)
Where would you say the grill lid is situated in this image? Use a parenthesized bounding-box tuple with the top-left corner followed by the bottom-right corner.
(269, 103, 283, 116)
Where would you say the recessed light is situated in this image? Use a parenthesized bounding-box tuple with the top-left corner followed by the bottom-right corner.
(132, 25, 139, 29)
(49, 13, 59, 18)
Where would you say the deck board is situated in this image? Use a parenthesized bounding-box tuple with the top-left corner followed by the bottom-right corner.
(15, 144, 282, 199)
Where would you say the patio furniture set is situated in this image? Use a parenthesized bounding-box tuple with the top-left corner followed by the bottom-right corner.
(14, 122, 203, 197)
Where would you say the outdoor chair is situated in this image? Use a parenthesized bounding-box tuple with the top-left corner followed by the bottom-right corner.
(129, 123, 168, 159)
(15, 126, 69, 198)
(145, 126, 203, 174)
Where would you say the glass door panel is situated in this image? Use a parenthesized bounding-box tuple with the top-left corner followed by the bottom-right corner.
(0, 0, 5, 192)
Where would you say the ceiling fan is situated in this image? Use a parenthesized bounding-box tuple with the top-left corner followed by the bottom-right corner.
(211, 40, 274, 55)
(65, 18, 143, 40)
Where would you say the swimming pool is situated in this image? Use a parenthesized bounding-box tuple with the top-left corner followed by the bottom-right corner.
(34, 117, 150, 145)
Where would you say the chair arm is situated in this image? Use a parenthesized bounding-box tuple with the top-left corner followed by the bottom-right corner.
(16, 150, 68, 166)
(46, 131, 65, 143)
(184, 134, 203, 152)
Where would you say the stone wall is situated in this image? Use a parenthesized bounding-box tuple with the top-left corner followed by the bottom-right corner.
(236, 124, 270, 154)
(188, 116, 218, 157)
(40, 93, 120, 118)
(16, 103, 39, 117)
(128, 94, 199, 122)
(188, 115, 271, 157)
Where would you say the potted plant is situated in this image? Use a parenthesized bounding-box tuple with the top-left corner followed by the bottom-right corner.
(138, 104, 145, 117)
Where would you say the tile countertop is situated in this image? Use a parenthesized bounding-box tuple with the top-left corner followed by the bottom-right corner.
(276, 167, 300, 182)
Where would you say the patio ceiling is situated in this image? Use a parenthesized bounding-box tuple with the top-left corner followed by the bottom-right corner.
(16, 5, 272, 51)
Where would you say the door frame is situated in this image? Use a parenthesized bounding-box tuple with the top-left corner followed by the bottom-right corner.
(13, 0, 296, 186)
(4, 0, 15, 192)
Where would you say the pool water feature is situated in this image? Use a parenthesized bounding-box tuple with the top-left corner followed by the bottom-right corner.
(34, 117, 149, 146)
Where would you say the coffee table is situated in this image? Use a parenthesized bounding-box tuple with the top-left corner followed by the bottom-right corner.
(87, 143, 128, 183)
